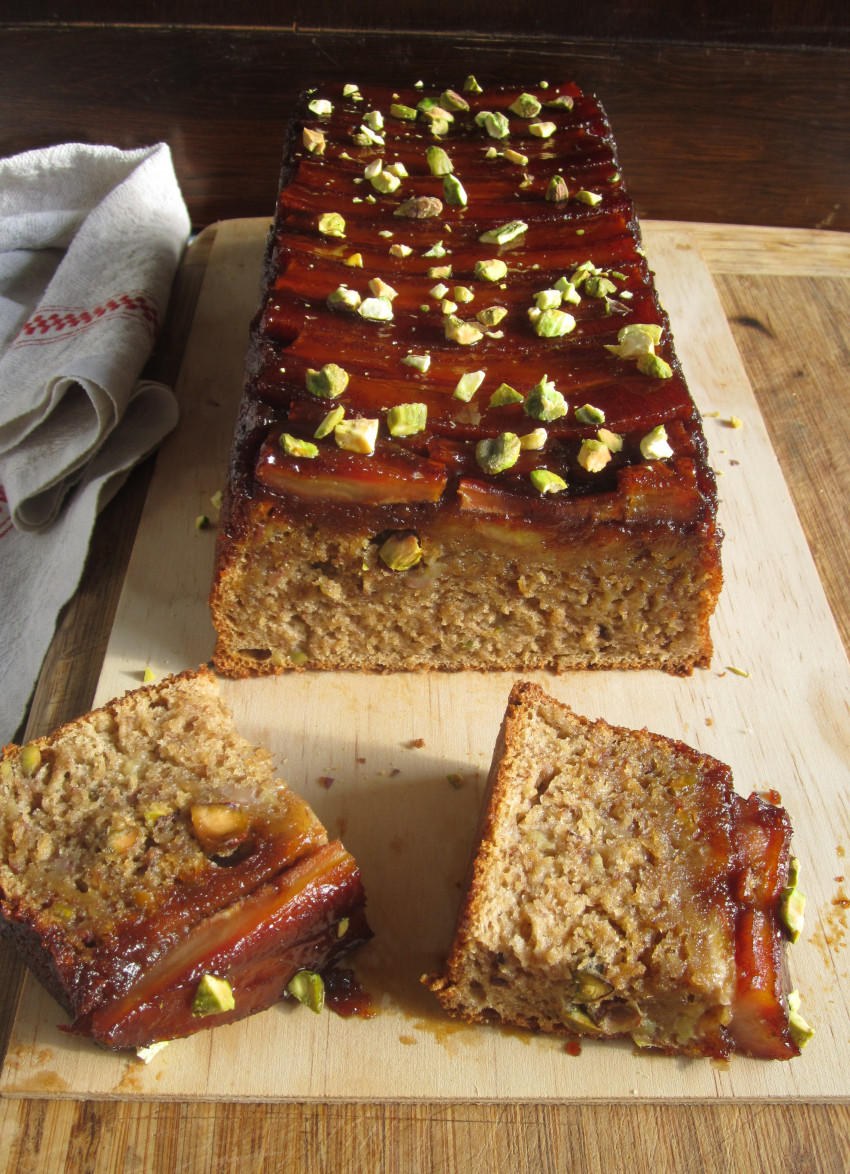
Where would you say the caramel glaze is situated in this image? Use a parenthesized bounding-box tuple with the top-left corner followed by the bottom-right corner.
(217, 80, 720, 557)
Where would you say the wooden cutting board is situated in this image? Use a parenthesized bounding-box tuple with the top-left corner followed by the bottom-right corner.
(3, 219, 848, 1103)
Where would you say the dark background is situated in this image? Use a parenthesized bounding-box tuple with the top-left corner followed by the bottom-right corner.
(2, 4, 848, 231)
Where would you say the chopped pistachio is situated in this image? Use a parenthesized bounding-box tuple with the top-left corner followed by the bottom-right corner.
(281, 433, 319, 459)
(370, 169, 401, 194)
(441, 89, 470, 112)
(463, 74, 483, 94)
(314, 406, 345, 439)
(289, 649, 308, 667)
(427, 264, 452, 279)
(524, 376, 567, 421)
(210, 489, 223, 511)
(390, 102, 418, 121)
(364, 158, 383, 179)
(584, 275, 618, 299)
(597, 427, 624, 453)
(575, 189, 603, 206)
(605, 323, 663, 359)
(342, 83, 360, 97)
(476, 305, 508, 327)
(327, 284, 361, 312)
(286, 970, 325, 1014)
(337, 917, 350, 938)
(192, 974, 236, 1017)
(334, 417, 379, 454)
(574, 970, 614, 1002)
(368, 277, 398, 300)
(453, 370, 486, 402)
(570, 260, 598, 287)
(387, 161, 408, 177)
(554, 277, 582, 304)
(545, 93, 574, 110)
(443, 174, 468, 207)
(379, 531, 423, 570)
(636, 353, 674, 379)
(533, 308, 576, 337)
(352, 123, 384, 147)
(307, 98, 333, 117)
(545, 174, 569, 202)
(529, 120, 556, 138)
(143, 666, 157, 683)
(787, 990, 814, 1048)
(534, 288, 562, 311)
(476, 110, 510, 139)
(395, 195, 443, 219)
(401, 352, 431, 372)
(530, 469, 567, 494)
(317, 212, 346, 238)
(562, 1006, 603, 1035)
(426, 145, 454, 175)
(779, 860, 806, 943)
(422, 240, 449, 257)
(484, 146, 499, 159)
(445, 316, 484, 345)
(343, 253, 363, 268)
(390, 243, 413, 258)
(640, 424, 674, 460)
(430, 282, 450, 299)
(503, 148, 529, 166)
(358, 296, 394, 321)
(479, 220, 528, 245)
(509, 92, 542, 118)
(195, 514, 210, 530)
(363, 109, 384, 131)
(475, 431, 521, 474)
(578, 438, 612, 472)
(519, 427, 547, 450)
(441, 299, 458, 315)
(575, 403, 605, 426)
(489, 382, 523, 407)
(306, 362, 349, 399)
(387, 402, 427, 436)
(453, 285, 475, 303)
(20, 745, 41, 775)
(302, 127, 326, 154)
(475, 258, 508, 282)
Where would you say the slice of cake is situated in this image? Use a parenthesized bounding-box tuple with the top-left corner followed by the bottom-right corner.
(210, 78, 722, 678)
(0, 667, 371, 1050)
(424, 681, 804, 1059)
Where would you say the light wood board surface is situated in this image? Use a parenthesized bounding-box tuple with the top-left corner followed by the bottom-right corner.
(2, 218, 848, 1104)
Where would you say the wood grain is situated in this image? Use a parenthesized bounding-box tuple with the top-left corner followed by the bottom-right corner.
(2, 223, 849, 1171)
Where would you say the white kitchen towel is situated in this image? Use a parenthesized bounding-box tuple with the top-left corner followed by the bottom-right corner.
(0, 142, 190, 741)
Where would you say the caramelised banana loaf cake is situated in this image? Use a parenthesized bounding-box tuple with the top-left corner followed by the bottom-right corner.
(424, 682, 808, 1060)
(210, 78, 722, 678)
(0, 667, 371, 1050)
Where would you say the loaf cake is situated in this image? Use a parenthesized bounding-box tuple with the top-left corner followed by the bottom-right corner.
(210, 77, 722, 677)
(424, 682, 805, 1059)
(0, 667, 371, 1050)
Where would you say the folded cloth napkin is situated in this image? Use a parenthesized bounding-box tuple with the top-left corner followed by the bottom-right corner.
(0, 142, 190, 742)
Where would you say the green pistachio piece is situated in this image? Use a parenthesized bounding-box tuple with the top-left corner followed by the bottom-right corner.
(445, 316, 484, 345)
(636, 353, 674, 379)
(401, 352, 431, 372)
(503, 148, 529, 166)
(575, 189, 602, 206)
(640, 424, 673, 460)
(318, 212, 346, 238)
(453, 285, 475, 303)
(575, 403, 605, 426)
(519, 427, 547, 450)
(475, 432, 521, 474)
(533, 308, 576, 337)
(429, 282, 450, 299)
(478, 220, 528, 245)
(352, 124, 384, 147)
(342, 84, 360, 98)
(787, 990, 814, 1048)
(334, 417, 379, 454)
(475, 110, 510, 139)
(20, 745, 42, 775)
(554, 277, 581, 304)
(584, 275, 618, 299)
(605, 322, 663, 359)
(307, 98, 333, 117)
(780, 886, 806, 943)
(195, 514, 210, 530)
(441, 299, 458, 315)
(368, 278, 398, 301)
(422, 240, 449, 258)
(192, 974, 236, 1017)
(286, 970, 325, 1014)
(534, 288, 562, 311)
(578, 439, 612, 472)
(379, 531, 423, 570)
(545, 174, 569, 202)
(453, 370, 486, 402)
(569, 260, 598, 287)
(358, 296, 394, 321)
(443, 174, 468, 207)
(314, 406, 345, 439)
(573, 969, 614, 1002)
(530, 469, 567, 494)
(545, 94, 575, 110)
(597, 427, 624, 453)
(389, 243, 412, 258)
(390, 102, 418, 121)
(440, 89, 470, 112)
(562, 1006, 603, 1035)
(463, 74, 483, 94)
(387, 402, 427, 436)
(302, 127, 326, 155)
(524, 376, 567, 421)
(476, 305, 508, 327)
(529, 120, 556, 138)
(337, 917, 350, 938)
(489, 382, 523, 407)
(306, 363, 349, 399)
(474, 258, 508, 282)
(281, 433, 319, 459)
(509, 92, 542, 118)
(426, 145, 454, 175)
(363, 109, 384, 131)
(370, 169, 401, 194)
(395, 196, 443, 219)
(428, 265, 453, 280)
(327, 284, 361, 312)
